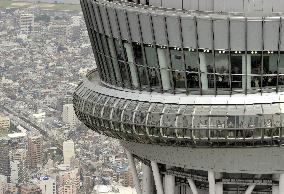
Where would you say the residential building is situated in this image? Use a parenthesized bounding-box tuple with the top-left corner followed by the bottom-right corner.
(63, 140, 75, 166)
(27, 134, 43, 169)
(19, 14, 34, 34)
(39, 176, 56, 194)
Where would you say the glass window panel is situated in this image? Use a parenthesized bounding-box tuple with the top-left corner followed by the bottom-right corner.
(134, 102, 150, 135)
(185, 51, 199, 72)
(279, 54, 284, 90)
(231, 55, 243, 89)
(262, 55, 277, 89)
(145, 46, 158, 67)
(113, 39, 132, 88)
(132, 43, 144, 66)
(250, 55, 262, 91)
(147, 103, 163, 136)
(132, 43, 148, 88)
(93, 96, 109, 117)
(173, 71, 186, 89)
(102, 98, 117, 119)
(215, 53, 230, 89)
(161, 105, 179, 128)
(186, 72, 199, 89)
(210, 106, 227, 128)
(112, 99, 127, 122)
(171, 49, 184, 71)
(148, 67, 160, 88)
(122, 101, 138, 134)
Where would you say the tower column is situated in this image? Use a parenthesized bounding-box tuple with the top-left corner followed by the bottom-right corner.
(242, 54, 251, 91)
(215, 183, 223, 194)
(187, 179, 198, 194)
(164, 174, 175, 194)
(199, 53, 208, 90)
(126, 151, 142, 194)
(124, 43, 139, 88)
(151, 161, 164, 194)
(279, 174, 284, 194)
(142, 163, 154, 194)
(157, 48, 171, 91)
(272, 186, 279, 194)
(215, 172, 223, 194)
(272, 174, 280, 194)
(208, 171, 215, 194)
(244, 185, 256, 194)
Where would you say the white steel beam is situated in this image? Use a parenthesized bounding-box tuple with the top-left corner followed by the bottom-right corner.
(142, 163, 154, 194)
(279, 174, 284, 194)
(208, 171, 215, 194)
(187, 179, 198, 194)
(126, 151, 142, 194)
(244, 184, 256, 194)
(151, 161, 164, 194)
(164, 174, 175, 194)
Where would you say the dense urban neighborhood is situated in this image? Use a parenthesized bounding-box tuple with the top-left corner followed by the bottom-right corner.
(0, 1, 137, 193)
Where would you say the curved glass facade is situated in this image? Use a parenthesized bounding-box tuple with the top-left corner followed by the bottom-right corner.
(74, 76, 284, 147)
(81, 0, 284, 95)
(76, 0, 284, 193)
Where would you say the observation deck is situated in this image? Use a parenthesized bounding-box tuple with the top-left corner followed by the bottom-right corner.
(75, 0, 284, 193)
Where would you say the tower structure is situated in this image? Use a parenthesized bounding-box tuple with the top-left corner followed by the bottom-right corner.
(74, 0, 284, 193)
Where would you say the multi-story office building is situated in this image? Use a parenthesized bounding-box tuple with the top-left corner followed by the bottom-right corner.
(27, 134, 43, 169)
(0, 114, 10, 133)
(63, 140, 75, 165)
(19, 14, 34, 35)
(74, 0, 284, 193)
(0, 138, 11, 181)
(62, 104, 77, 127)
(10, 149, 28, 184)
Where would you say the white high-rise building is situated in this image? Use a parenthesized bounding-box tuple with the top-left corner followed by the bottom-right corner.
(62, 104, 77, 127)
(63, 140, 75, 166)
(19, 14, 34, 34)
(39, 176, 56, 194)
(10, 149, 28, 184)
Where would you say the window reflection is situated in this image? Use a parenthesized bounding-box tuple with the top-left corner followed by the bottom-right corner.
(215, 52, 230, 91)
(145, 45, 160, 90)
(114, 39, 131, 88)
(171, 48, 185, 89)
(250, 55, 262, 91)
(231, 55, 243, 90)
(262, 54, 277, 90)
(91, 34, 284, 95)
(132, 43, 148, 87)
